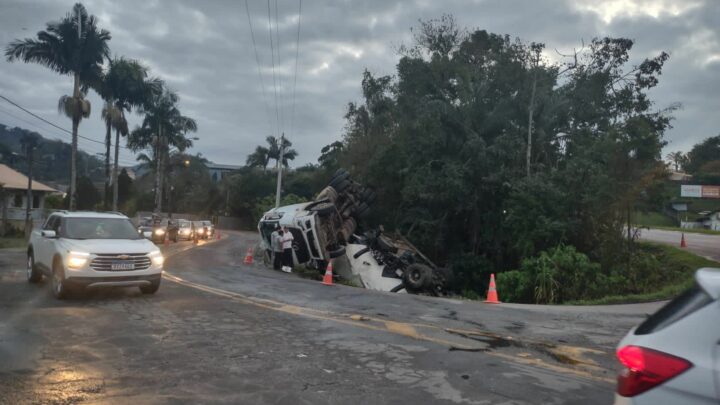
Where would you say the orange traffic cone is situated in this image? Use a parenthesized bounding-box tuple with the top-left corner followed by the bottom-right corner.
(680, 233, 687, 248)
(243, 247, 254, 265)
(484, 273, 500, 304)
(322, 261, 334, 286)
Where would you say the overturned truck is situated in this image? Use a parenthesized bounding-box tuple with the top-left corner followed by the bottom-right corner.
(258, 169, 450, 295)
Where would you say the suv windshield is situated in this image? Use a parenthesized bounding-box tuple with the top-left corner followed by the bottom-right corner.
(63, 218, 143, 240)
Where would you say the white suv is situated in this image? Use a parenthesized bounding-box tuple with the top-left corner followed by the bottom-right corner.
(27, 211, 164, 299)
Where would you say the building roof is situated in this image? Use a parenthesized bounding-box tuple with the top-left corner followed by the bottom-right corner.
(0, 164, 58, 192)
(205, 162, 243, 171)
(52, 211, 129, 219)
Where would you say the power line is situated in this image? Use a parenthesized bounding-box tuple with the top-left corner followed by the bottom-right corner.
(0, 111, 138, 166)
(0, 93, 134, 151)
(290, 0, 302, 140)
(244, 0, 274, 135)
(274, 0, 284, 135)
(267, 0, 280, 137)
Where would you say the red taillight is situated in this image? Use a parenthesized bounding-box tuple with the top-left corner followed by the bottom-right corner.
(616, 345, 692, 397)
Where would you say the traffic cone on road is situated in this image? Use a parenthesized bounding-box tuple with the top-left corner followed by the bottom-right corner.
(322, 261, 334, 286)
(484, 273, 501, 304)
(243, 247, 254, 265)
(680, 233, 687, 248)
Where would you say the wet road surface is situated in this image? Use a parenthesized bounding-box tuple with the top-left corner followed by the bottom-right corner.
(638, 227, 720, 262)
(0, 231, 659, 404)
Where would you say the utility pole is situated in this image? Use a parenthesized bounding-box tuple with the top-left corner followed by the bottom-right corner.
(22, 138, 37, 239)
(154, 125, 163, 215)
(274, 133, 285, 208)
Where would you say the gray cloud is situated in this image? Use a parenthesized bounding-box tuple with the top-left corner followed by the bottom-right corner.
(0, 0, 718, 167)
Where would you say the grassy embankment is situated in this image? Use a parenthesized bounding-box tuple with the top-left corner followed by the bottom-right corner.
(568, 242, 719, 305)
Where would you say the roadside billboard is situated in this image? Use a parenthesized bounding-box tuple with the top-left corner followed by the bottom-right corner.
(702, 185, 720, 198)
(681, 185, 702, 198)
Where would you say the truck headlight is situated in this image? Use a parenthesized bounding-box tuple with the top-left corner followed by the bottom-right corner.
(67, 251, 90, 269)
(154, 229, 165, 236)
(149, 251, 164, 266)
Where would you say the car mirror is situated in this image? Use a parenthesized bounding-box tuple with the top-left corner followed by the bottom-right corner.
(41, 230, 56, 238)
(143, 231, 152, 238)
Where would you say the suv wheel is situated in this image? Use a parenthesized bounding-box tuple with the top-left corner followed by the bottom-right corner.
(27, 252, 42, 283)
(140, 279, 161, 295)
(51, 261, 69, 300)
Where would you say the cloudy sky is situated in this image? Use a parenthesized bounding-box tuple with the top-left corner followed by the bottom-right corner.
(0, 0, 718, 167)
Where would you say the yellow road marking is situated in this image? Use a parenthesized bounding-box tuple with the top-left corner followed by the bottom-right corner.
(163, 271, 613, 384)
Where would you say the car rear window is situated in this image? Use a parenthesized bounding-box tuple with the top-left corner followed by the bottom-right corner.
(635, 284, 713, 335)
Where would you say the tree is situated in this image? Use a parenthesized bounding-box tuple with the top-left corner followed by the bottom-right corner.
(6, 3, 111, 210)
(20, 133, 39, 237)
(76, 175, 101, 210)
(318, 141, 343, 170)
(117, 168, 133, 206)
(685, 135, 720, 174)
(334, 18, 671, 296)
(250, 136, 298, 169)
(98, 57, 161, 211)
(666, 151, 687, 172)
(246, 145, 271, 170)
(127, 87, 197, 214)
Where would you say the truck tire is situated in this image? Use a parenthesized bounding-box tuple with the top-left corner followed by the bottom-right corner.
(27, 251, 42, 283)
(329, 177, 350, 193)
(140, 279, 161, 294)
(51, 259, 70, 300)
(309, 202, 336, 216)
(403, 264, 432, 292)
(331, 169, 349, 182)
(328, 245, 346, 259)
(361, 189, 376, 205)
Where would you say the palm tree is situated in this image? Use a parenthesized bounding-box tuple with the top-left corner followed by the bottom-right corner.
(127, 88, 197, 214)
(246, 145, 271, 170)
(262, 135, 298, 169)
(98, 57, 161, 211)
(5, 3, 111, 210)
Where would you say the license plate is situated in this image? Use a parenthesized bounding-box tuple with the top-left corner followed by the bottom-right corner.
(111, 262, 135, 271)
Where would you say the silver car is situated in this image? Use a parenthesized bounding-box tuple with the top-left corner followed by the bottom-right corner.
(614, 268, 720, 404)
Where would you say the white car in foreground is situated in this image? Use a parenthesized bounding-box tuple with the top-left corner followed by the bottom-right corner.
(614, 268, 720, 404)
(27, 211, 164, 299)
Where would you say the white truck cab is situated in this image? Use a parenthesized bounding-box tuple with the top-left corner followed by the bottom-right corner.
(27, 211, 164, 299)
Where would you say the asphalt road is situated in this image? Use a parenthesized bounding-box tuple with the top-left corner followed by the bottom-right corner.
(0, 231, 662, 404)
(638, 228, 720, 262)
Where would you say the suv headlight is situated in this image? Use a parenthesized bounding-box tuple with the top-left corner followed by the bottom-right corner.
(154, 229, 165, 236)
(67, 251, 90, 269)
(149, 250, 164, 266)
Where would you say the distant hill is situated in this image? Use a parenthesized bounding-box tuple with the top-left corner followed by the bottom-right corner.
(0, 123, 108, 185)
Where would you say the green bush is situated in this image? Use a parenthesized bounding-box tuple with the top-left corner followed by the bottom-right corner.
(498, 245, 606, 304)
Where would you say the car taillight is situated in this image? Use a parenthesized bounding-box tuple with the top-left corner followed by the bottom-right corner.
(616, 345, 692, 397)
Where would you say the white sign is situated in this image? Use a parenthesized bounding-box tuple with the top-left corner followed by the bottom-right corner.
(681, 185, 703, 198)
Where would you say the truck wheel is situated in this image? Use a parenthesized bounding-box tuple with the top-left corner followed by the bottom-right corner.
(309, 202, 336, 216)
(328, 245, 346, 259)
(27, 251, 42, 283)
(403, 264, 432, 292)
(329, 177, 350, 192)
(140, 279, 161, 294)
(51, 260, 69, 300)
(332, 168, 349, 181)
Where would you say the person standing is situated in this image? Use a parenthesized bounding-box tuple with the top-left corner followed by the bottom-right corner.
(281, 226, 294, 273)
(270, 226, 283, 270)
